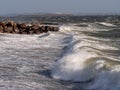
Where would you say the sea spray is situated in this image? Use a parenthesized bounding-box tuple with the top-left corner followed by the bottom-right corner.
(51, 24, 120, 90)
(51, 34, 100, 82)
(86, 65, 120, 90)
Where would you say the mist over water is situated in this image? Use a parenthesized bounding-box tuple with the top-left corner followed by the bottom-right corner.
(0, 16, 120, 90)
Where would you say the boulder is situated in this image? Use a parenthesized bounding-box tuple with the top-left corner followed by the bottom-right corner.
(0, 21, 59, 34)
(20, 31, 27, 34)
(47, 26, 53, 31)
(19, 29, 26, 34)
(31, 25, 40, 30)
(0, 22, 6, 31)
(17, 23, 27, 29)
(29, 31, 34, 34)
(5, 21, 18, 33)
(0, 22, 5, 27)
(14, 29, 20, 34)
(40, 26, 48, 33)
(31, 25, 40, 34)
(53, 27, 59, 31)
(26, 26, 31, 34)
(6, 21, 14, 27)
(0, 26, 4, 33)
(5, 27, 14, 33)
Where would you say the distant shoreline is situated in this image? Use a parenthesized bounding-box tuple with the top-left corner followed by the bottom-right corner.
(1, 14, 120, 24)
(1, 12, 120, 17)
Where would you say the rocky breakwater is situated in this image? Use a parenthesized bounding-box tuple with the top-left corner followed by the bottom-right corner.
(0, 21, 59, 34)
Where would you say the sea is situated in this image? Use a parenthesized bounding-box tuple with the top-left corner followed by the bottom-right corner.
(0, 15, 120, 90)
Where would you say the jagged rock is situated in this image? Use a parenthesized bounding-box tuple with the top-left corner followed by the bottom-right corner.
(31, 25, 40, 30)
(53, 27, 59, 31)
(14, 29, 20, 34)
(40, 26, 48, 33)
(26, 26, 31, 34)
(0, 26, 4, 33)
(0, 21, 59, 34)
(47, 26, 53, 31)
(29, 31, 34, 34)
(31, 25, 40, 34)
(17, 23, 27, 29)
(5, 27, 14, 33)
(0, 22, 6, 31)
(0, 22, 5, 27)
(5, 21, 18, 33)
(6, 21, 13, 27)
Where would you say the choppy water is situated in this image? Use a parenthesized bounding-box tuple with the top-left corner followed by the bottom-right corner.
(0, 22, 120, 90)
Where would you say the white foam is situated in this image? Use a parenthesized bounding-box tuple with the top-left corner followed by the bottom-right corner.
(99, 22, 116, 26)
(87, 65, 120, 90)
(51, 29, 118, 82)
(51, 35, 101, 82)
(51, 49, 97, 81)
(0, 79, 49, 90)
(0, 32, 66, 49)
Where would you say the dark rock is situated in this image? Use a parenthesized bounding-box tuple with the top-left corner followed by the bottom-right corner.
(29, 31, 34, 34)
(5, 27, 14, 33)
(17, 23, 27, 29)
(19, 29, 26, 34)
(0, 26, 4, 33)
(47, 26, 53, 31)
(0, 22, 6, 31)
(31, 25, 40, 30)
(0, 22, 5, 27)
(0, 21, 59, 34)
(40, 26, 48, 33)
(14, 29, 20, 34)
(49, 26, 59, 31)
(26, 26, 31, 34)
(5, 21, 18, 33)
(31, 25, 41, 34)
(53, 27, 59, 31)
(20, 31, 27, 34)
(6, 21, 13, 27)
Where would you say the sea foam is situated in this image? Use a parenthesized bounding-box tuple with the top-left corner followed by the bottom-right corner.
(51, 32, 100, 82)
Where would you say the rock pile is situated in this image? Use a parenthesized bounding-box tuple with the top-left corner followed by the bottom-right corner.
(0, 21, 59, 34)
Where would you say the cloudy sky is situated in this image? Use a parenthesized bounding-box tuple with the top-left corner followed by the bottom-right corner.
(0, 0, 120, 15)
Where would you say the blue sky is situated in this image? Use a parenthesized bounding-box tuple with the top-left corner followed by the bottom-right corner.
(0, 0, 120, 15)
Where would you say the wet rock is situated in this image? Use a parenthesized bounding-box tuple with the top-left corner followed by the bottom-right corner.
(46, 26, 52, 31)
(0, 26, 4, 33)
(29, 30, 34, 34)
(17, 23, 27, 29)
(31, 25, 40, 30)
(5, 21, 18, 33)
(31, 25, 40, 34)
(48, 26, 59, 32)
(40, 26, 48, 33)
(14, 28, 20, 34)
(53, 27, 59, 31)
(20, 31, 28, 34)
(0, 21, 59, 34)
(19, 29, 26, 34)
(26, 26, 31, 34)
(5, 27, 14, 33)
(0, 22, 6, 31)
(0, 22, 5, 27)
(6, 21, 14, 27)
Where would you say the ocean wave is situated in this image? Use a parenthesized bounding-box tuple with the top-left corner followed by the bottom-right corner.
(98, 22, 116, 27)
(51, 24, 120, 90)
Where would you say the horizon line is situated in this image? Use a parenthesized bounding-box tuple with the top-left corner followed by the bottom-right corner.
(1, 12, 120, 17)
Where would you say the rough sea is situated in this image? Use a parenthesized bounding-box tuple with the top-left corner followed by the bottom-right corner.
(0, 15, 120, 90)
